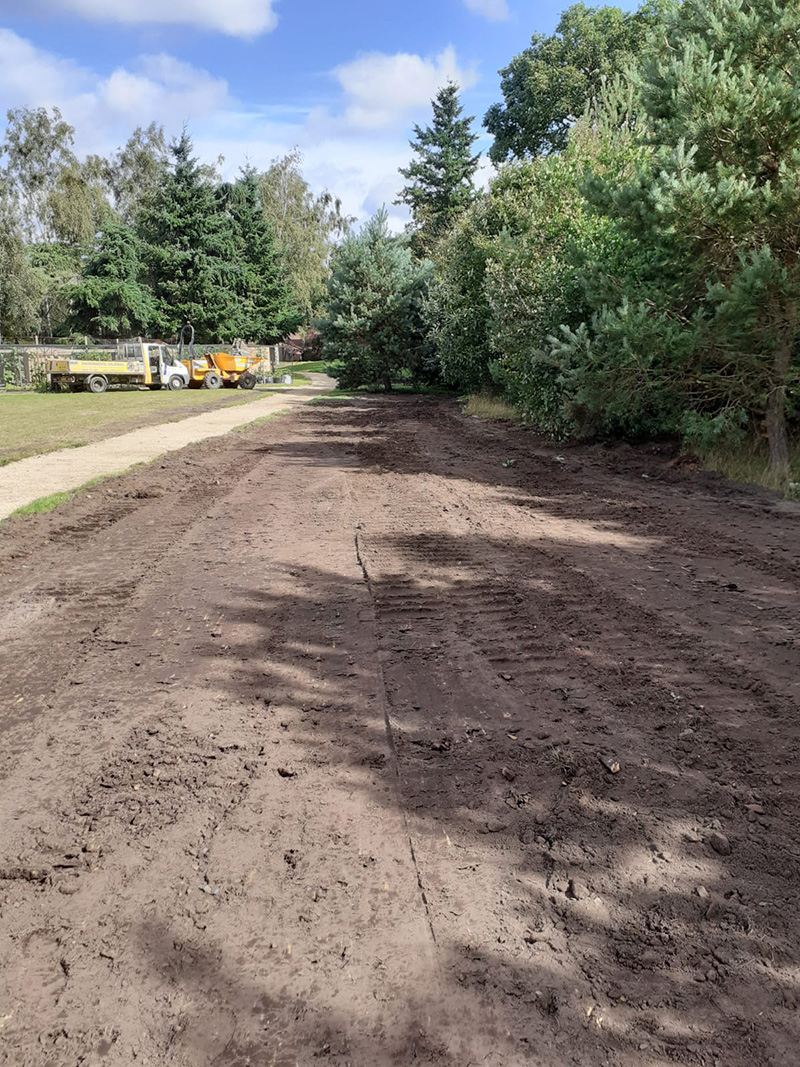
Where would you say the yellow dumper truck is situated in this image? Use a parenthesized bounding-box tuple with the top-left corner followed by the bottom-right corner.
(177, 325, 259, 389)
(48, 342, 190, 393)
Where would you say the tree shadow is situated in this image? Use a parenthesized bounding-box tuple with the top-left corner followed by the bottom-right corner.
(126, 394, 800, 1065)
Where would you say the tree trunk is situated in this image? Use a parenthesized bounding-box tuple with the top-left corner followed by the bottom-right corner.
(766, 299, 796, 482)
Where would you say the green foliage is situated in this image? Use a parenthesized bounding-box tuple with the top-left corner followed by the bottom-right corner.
(484, 2, 662, 162)
(319, 209, 433, 390)
(423, 0, 798, 482)
(576, 0, 800, 474)
(137, 131, 238, 341)
(28, 241, 81, 338)
(0, 110, 343, 345)
(425, 196, 499, 393)
(104, 123, 168, 225)
(0, 107, 109, 337)
(259, 150, 353, 323)
(0, 189, 43, 341)
(224, 167, 302, 342)
(1, 107, 80, 242)
(68, 218, 157, 337)
(397, 82, 481, 255)
(46, 155, 111, 247)
(426, 123, 633, 423)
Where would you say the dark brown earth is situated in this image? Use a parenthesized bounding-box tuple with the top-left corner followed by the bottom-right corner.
(0, 396, 799, 1067)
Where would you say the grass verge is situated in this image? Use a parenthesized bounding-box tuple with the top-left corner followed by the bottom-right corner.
(8, 471, 128, 518)
(7, 406, 295, 522)
(280, 360, 325, 374)
(463, 393, 518, 420)
(308, 390, 355, 403)
(257, 373, 311, 387)
(697, 436, 800, 497)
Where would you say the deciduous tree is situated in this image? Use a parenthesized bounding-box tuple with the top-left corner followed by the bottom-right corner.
(483, 2, 661, 162)
(259, 150, 352, 322)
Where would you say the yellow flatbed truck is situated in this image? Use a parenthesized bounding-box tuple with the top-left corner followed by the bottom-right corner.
(48, 342, 190, 394)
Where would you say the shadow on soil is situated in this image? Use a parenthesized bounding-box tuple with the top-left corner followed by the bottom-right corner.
(144, 397, 799, 1065)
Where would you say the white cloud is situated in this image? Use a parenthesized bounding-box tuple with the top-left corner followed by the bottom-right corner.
(0, 30, 230, 153)
(332, 46, 478, 129)
(98, 55, 230, 127)
(33, 0, 278, 37)
(0, 27, 85, 102)
(463, 0, 509, 21)
(0, 29, 482, 228)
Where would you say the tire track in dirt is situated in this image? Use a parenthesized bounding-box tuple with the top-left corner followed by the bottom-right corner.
(0, 404, 469, 1067)
(1, 395, 798, 1066)
(345, 397, 800, 1066)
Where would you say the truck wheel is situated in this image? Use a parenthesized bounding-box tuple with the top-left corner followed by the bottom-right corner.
(203, 371, 222, 390)
(167, 376, 185, 390)
(238, 371, 256, 390)
(86, 375, 108, 394)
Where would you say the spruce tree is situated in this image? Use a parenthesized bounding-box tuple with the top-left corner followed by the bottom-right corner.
(396, 82, 480, 255)
(225, 167, 301, 342)
(68, 217, 157, 338)
(137, 132, 238, 341)
(319, 208, 432, 390)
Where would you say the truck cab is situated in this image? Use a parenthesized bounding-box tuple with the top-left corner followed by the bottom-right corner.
(145, 344, 190, 390)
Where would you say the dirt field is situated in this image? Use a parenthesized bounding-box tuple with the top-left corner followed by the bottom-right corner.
(0, 395, 798, 1067)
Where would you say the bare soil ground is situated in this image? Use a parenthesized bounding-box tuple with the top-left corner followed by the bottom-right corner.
(0, 395, 798, 1067)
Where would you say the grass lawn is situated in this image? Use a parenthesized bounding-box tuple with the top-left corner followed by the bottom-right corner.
(0, 389, 263, 466)
(256, 372, 311, 387)
(280, 360, 330, 374)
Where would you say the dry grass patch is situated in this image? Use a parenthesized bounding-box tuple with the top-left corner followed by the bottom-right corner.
(463, 393, 518, 421)
(698, 436, 800, 497)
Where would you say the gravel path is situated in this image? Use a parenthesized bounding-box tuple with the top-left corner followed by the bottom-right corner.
(0, 374, 333, 519)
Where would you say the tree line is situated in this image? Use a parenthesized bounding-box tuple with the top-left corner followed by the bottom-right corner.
(0, 115, 350, 344)
(318, 0, 799, 482)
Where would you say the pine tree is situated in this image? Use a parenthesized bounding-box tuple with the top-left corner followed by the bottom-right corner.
(225, 167, 301, 342)
(396, 83, 481, 254)
(594, 0, 800, 478)
(68, 218, 157, 338)
(137, 131, 238, 341)
(319, 208, 432, 390)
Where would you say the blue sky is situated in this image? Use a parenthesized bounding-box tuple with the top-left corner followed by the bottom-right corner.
(0, 0, 637, 224)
